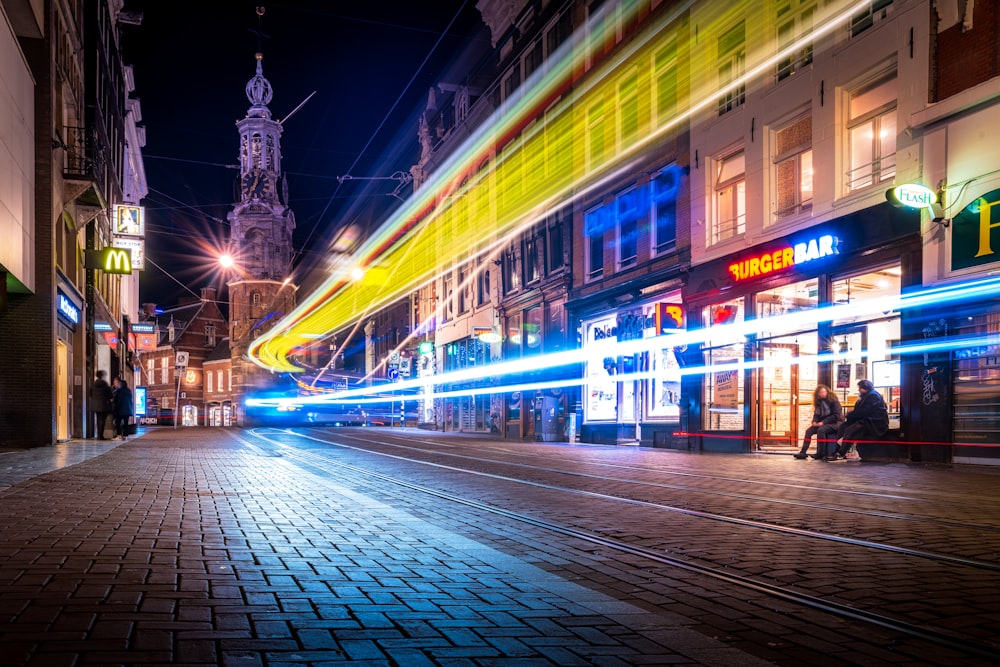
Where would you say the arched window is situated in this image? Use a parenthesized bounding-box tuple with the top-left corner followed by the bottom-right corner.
(266, 136, 275, 171)
(251, 133, 262, 168)
(251, 292, 262, 308)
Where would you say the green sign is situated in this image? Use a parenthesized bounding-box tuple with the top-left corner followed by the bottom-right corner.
(418, 341, 434, 354)
(952, 189, 1000, 272)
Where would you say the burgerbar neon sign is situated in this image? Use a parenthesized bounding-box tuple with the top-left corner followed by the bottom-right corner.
(728, 234, 839, 282)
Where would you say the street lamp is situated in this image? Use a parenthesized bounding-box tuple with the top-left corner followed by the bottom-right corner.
(219, 253, 234, 269)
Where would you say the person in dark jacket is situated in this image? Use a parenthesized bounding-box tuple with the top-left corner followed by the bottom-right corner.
(90, 370, 113, 439)
(794, 384, 843, 459)
(830, 379, 889, 460)
(112, 377, 135, 441)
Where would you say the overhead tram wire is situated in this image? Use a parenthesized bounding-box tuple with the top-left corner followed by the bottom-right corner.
(292, 0, 472, 265)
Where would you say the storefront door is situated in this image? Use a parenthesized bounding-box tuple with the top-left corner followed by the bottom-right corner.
(757, 342, 798, 448)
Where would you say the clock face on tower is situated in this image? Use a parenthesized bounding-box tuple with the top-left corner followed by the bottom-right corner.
(241, 169, 272, 199)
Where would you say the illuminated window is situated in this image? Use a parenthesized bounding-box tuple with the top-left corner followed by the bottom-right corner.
(847, 74, 896, 191)
(218, 370, 224, 393)
(776, 1, 815, 82)
(713, 150, 746, 245)
(160, 357, 168, 384)
(207, 370, 214, 393)
(773, 115, 813, 219)
(717, 22, 746, 116)
(146, 359, 154, 385)
(850, 0, 893, 38)
(618, 69, 639, 149)
(653, 37, 678, 124)
(616, 187, 639, 268)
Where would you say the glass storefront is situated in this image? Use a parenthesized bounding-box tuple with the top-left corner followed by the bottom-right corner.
(698, 267, 900, 450)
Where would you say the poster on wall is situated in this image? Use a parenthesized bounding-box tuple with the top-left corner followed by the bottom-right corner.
(714, 367, 739, 409)
(648, 347, 681, 419)
(836, 364, 851, 388)
(585, 318, 620, 421)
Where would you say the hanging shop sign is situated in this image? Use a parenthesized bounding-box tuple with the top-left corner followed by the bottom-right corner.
(56, 289, 80, 327)
(114, 204, 145, 237)
(952, 189, 1000, 272)
(727, 234, 839, 283)
(886, 183, 937, 209)
(85, 247, 133, 275)
(112, 236, 146, 270)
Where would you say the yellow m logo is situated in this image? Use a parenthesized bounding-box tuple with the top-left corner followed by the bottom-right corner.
(103, 248, 132, 274)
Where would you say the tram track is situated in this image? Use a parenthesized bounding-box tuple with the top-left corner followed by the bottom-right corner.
(327, 430, 1000, 538)
(235, 427, 1000, 662)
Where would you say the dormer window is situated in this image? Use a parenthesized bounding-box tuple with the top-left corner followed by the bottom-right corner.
(205, 324, 216, 347)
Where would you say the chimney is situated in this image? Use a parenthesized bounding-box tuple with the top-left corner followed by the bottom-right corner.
(201, 287, 217, 302)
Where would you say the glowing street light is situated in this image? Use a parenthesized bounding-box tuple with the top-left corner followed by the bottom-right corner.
(219, 253, 235, 269)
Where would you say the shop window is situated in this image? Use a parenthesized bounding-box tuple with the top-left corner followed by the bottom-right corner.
(618, 69, 639, 149)
(713, 150, 746, 245)
(717, 22, 746, 116)
(654, 37, 678, 125)
(850, 0, 892, 38)
(524, 306, 543, 355)
(651, 165, 679, 254)
(846, 74, 896, 192)
(617, 187, 639, 268)
(584, 316, 619, 422)
(830, 266, 901, 418)
(773, 116, 813, 220)
(775, 1, 815, 83)
(702, 298, 746, 431)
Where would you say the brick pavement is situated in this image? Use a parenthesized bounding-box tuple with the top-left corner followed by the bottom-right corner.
(0, 428, 774, 666)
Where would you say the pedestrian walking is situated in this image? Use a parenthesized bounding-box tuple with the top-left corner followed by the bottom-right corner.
(112, 377, 135, 441)
(794, 384, 843, 459)
(90, 370, 113, 439)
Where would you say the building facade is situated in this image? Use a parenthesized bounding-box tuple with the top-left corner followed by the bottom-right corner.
(0, 0, 143, 447)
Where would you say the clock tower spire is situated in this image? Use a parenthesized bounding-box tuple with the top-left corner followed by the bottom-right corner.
(227, 21, 297, 422)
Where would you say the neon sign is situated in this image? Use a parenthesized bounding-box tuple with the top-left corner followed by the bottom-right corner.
(728, 234, 839, 282)
(57, 291, 80, 326)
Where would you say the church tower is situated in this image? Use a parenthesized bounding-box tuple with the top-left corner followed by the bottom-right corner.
(227, 51, 297, 421)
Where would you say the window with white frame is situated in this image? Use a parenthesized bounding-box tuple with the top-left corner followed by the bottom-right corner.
(523, 229, 543, 284)
(654, 37, 678, 125)
(218, 370, 224, 393)
(776, 1, 815, 82)
(502, 245, 520, 294)
(850, 0, 892, 38)
(651, 165, 680, 253)
(773, 115, 813, 219)
(477, 263, 491, 307)
(227, 369, 232, 391)
(618, 69, 639, 149)
(616, 187, 639, 268)
(160, 357, 168, 384)
(457, 265, 469, 314)
(717, 22, 746, 116)
(207, 370, 213, 393)
(147, 359, 154, 385)
(713, 150, 746, 244)
(251, 292, 262, 308)
(846, 74, 896, 192)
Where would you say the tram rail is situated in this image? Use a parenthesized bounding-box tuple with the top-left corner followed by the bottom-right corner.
(234, 426, 1000, 663)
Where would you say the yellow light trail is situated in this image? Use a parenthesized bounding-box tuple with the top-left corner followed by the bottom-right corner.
(250, 0, 873, 373)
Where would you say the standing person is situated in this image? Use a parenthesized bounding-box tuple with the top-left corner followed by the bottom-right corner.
(794, 384, 843, 459)
(830, 379, 889, 460)
(90, 370, 113, 439)
(112, 377, 135, 441)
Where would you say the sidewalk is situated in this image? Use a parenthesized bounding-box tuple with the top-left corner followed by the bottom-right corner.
(0, 427, 771, 666)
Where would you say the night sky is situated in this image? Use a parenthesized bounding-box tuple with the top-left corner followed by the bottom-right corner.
(123, 1, 490, 310)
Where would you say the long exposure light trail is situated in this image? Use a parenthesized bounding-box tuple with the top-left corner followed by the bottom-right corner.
(249, 0, 874, 373)
(247, 274, 1000, 409)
